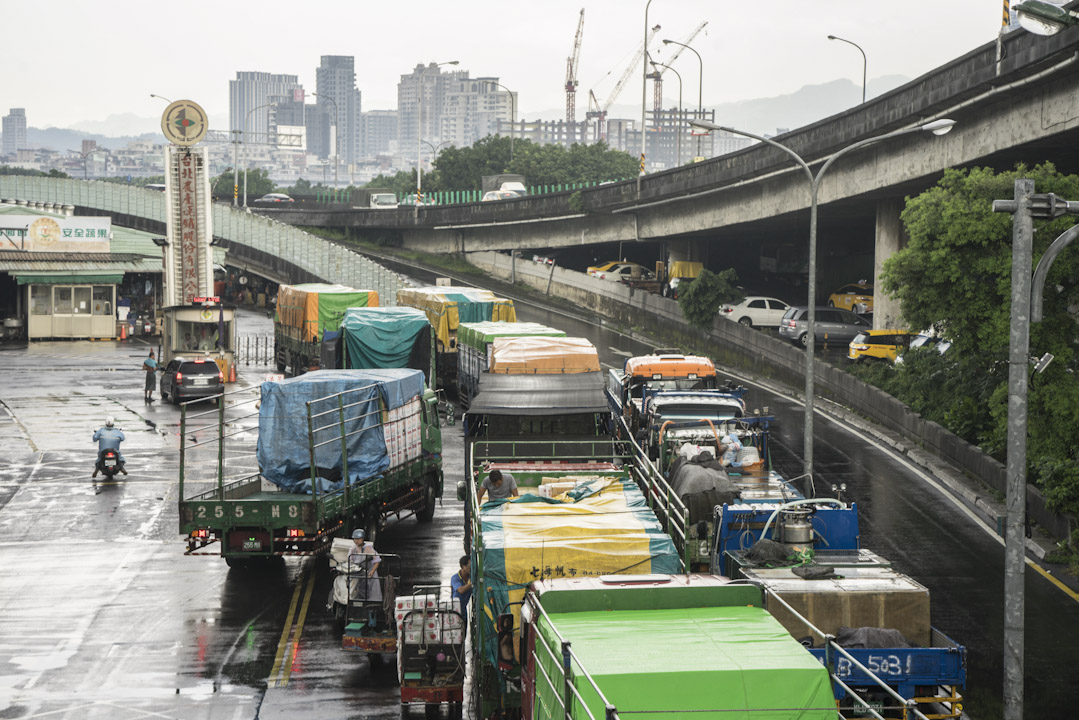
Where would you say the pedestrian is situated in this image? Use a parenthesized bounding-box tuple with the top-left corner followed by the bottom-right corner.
(450, 555, 472, 636)
(347, 529, 382, 604)
(142, 350, 158, 403)
(477, 468, 519, 504)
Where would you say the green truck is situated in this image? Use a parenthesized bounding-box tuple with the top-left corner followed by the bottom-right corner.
(274, 283, 379, 375)
(518, 575, 838, 720)
(179, 369, 442, 566)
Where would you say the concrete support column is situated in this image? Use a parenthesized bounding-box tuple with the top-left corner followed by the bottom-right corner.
(873, 198, 906, 330)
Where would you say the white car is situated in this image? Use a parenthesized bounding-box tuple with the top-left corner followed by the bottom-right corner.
(594, 263, 655, 282)
(718, 296, 791, 328)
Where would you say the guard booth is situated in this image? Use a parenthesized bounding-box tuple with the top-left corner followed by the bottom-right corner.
(162, 296, 236, 378)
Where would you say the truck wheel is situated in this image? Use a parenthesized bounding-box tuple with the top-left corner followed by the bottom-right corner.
(425, 703, 439, 720)
(416, 483, 437, 523)
(275, 347, 286, 373)
(364, 508, 381, 546)
(449, 702, 462, 720)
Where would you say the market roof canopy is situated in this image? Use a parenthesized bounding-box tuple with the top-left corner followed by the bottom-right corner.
(469, 372, 608, 415)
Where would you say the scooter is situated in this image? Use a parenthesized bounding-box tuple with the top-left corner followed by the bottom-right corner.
(95, 448, 126, 479)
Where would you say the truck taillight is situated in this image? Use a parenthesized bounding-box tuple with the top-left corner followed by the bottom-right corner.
(285, 529, 305, 538)
(191, 529, 209, 539)
(175, 372, 183, 383)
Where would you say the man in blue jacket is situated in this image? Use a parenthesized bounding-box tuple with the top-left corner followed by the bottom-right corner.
(92, 416, 126, 477)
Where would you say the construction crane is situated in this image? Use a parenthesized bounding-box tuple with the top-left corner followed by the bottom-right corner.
(565, 8, 585, 146)
(586, 23, 661, 142)
(650, 21, 708, 119)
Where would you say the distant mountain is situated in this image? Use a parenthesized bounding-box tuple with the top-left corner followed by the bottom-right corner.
(523, 75, 910, 137)
(24, 126, 159, 153)
(70, 112, 229, 137)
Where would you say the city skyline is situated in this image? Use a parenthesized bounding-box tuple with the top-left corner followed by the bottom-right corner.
(4, 0, 1004, 131)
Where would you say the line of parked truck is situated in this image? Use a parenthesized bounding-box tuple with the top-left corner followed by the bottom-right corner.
(176, 280, 966, 719)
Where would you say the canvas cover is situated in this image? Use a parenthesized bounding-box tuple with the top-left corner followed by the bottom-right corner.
(476, 477, 680, 671)
(278, 283, 378, 343)
(489, 336, 600, 374)
(469, 373, 608, 415)
(256, 369, 424, 493)
(457, 322, 565, 353)
(396, 287, 516, 349)
(667, 261, 703, 280)
(533, 605, 836, 720)
(341, 307, 431, 374)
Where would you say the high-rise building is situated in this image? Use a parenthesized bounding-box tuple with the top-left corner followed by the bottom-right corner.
(229, 72, 303, 138)
(315, 56, 362, 166)
(361, 110, 398, 158)
(397, 63, 466, 161)
(3, 108, 27, 156)
(440, 76, 513, 149)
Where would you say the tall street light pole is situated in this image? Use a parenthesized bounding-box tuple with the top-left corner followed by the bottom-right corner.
(640, 0, 656, 187)
(416, 60, 459, 218)
(312, 92, 338, 192)
(690, 117, 955, 486)
(243, 101, 276, 208)
(650, 60, 682, 166)
(662, 38, 703, 159)
(827, 35, 867, 104)
(149, 94, 173, 104)
(485, 80, 516, 162)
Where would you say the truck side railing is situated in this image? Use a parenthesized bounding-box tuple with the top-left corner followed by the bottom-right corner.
(178, 386, 262, 500)
(762, 587, 935, 720)
(304, 382, 387, 508)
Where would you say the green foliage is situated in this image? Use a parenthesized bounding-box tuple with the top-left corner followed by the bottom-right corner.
(568, 190, 584, 213)
(0, 166, 71, 179)
(432, 135, 636, 191)
(46, 169, 71, 179)
(365, 169, 418, 196)
(677, 269, 742, 328)
(209, 167, 275, 198)
(876, 162, 1079, 515)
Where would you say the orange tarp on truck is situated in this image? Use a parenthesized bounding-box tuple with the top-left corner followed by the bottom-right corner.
(277, 284, 379, 343)
(624, 354, 716, 379)
(489, 336, 600, 374)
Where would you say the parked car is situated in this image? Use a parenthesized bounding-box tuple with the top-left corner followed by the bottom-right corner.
(481, 190, 519, 201)
(160, 357, 225, 404)
(895, 334, 953, 364)
(847, 329, 914, 362)
(587, 260, 622, 276)
(719, 296, 791, 328)
(594, 262, 655, 282)
(828, 282, 874, 313)
(777, 306, 871, 347)
(255, 193, 294, 203)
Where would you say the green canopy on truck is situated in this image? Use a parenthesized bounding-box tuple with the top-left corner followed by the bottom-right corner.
(341, 307, 430, 370)
(457, 321, 565, 353)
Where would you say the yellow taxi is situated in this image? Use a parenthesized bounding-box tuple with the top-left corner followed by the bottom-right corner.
(587, 260, 623, 276)
(828, 282, 874, 313)
(848, 329, 913, 362)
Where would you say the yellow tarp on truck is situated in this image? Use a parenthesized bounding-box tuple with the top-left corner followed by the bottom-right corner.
(277, 283, 379, 343)
(667, 261, 703, 280)
(396, 286, 516, 351)
(488, 336, 600, 374)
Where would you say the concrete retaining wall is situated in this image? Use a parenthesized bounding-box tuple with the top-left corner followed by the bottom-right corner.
(469, 250, 1074, 544)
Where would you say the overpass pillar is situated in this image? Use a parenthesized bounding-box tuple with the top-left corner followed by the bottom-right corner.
(873, 198, 906, 330)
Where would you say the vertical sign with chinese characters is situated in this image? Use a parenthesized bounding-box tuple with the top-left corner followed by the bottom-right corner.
(178, 153, 199, 304)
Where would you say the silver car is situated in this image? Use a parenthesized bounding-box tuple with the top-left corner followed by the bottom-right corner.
(777, 306, 871, 347)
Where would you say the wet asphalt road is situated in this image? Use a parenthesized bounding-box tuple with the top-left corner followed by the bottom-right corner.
(2, 302, 1078, 719)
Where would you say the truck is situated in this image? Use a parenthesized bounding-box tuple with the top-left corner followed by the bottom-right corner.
(714, 501, 967, 718)
(274, 283, 378, 375)
(396, 286, 516, 390)
(351, 187, 399, 208)
(661, 260, 703, 299)
(456, 321, 566, 408)
(462, 354, 693, 718)
(517, 575, 839, 720)
(340, 307, 436, 388)
(178, 369, 443, 567)
(481, 173, 527, 195)
(605, 352, 721, 436)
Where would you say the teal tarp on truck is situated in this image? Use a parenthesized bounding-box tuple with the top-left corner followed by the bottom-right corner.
(341, 307, 430, 371)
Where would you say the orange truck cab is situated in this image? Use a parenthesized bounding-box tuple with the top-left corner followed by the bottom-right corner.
(610, 353, 718, 434)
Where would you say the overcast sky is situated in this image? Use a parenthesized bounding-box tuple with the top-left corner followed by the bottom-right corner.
(4, 0, 1007, 130)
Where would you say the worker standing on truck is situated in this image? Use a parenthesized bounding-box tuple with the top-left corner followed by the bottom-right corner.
(348, 529, 382, 603)
(477, 469, 519, 504)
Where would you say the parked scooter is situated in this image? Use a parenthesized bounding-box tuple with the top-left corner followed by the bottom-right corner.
(92, 416, 127, 478)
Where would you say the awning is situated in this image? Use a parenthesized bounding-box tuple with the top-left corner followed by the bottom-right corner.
(14, 273, 124, 285)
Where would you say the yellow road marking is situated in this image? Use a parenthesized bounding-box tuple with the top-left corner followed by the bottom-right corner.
(267, 571, 305, 688)
(279, 570, 318, 687)
(1027, 557, 1079, 603)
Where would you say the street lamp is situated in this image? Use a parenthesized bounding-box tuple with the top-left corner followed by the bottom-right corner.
(650, 60, 683, 166)
(689, 117, 956, 485)
(485, 80, 517, 162)
(417, 60, 459, 216)
(640, 0, 657, 182)
(71, 147, 107, 180)
(827, 35, 867, 104)
(243, 101, 277, 207)
(312, 92, 338, 191)
(1017, 0, 1079, 34)
(149, 94, 172, 104)
(662, 38, 703, 159)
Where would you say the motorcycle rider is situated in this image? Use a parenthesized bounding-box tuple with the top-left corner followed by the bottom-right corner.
(92, 416, 127, 477)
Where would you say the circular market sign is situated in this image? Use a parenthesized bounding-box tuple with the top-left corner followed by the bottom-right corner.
(161, 99, 208, 146)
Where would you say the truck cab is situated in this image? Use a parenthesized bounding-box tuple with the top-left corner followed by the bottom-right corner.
(608, 353, 719, 435)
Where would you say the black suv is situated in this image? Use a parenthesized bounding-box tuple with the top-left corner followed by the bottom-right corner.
(160, 358, 224, 404)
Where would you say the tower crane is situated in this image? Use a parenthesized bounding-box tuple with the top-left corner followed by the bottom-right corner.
(565, 8, 585, 146)
(586, 23, 661, 142)
(650, 21, 708, 118)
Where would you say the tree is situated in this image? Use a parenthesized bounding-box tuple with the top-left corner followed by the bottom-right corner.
(365, 169, 418, 196)
(677, 269, 742, 329)
(880, 163, 1079, 514)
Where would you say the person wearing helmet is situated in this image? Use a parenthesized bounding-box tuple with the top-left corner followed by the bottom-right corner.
(92, 416, 126, 477)
(347, 528, 382, 603)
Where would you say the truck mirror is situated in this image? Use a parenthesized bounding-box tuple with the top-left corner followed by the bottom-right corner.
(497, 613, 516, 669)
(456, 480, 467, 502)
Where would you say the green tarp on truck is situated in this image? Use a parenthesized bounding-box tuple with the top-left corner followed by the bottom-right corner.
(341, 307, 434, 386)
